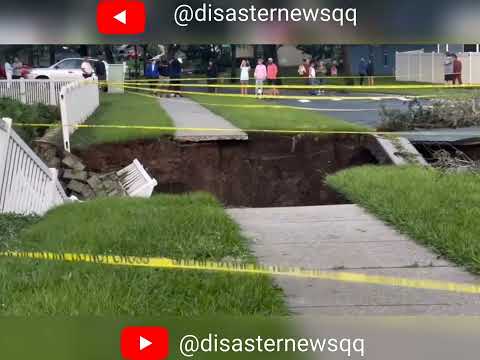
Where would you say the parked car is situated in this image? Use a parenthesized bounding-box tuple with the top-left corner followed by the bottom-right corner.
(26, 58, 102, 80)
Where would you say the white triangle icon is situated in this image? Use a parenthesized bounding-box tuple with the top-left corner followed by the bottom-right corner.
(114, 10, 127, 25)
(139, 336, 152, 351)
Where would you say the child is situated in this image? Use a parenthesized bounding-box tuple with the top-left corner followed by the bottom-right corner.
(240, 59, 250, 95)
(330, 61, 338, 77)
(254, 58, 267, 98)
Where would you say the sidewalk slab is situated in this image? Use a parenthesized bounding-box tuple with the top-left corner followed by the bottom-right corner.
(228, 205, 480, 315)
(159, 97, 248, 142)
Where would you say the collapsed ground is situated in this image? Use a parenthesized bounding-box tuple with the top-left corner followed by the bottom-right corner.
(1, 85, 480, 315)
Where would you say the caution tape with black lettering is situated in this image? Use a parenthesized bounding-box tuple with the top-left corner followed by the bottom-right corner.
(2, 250, 480, 295)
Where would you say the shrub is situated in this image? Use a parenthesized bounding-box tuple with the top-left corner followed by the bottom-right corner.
(378, 98, 480, 131)
(0, 98, 60, 143)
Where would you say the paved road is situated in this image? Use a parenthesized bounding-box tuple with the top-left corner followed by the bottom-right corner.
(228, 205, 480, 315)
(159, 97, 248, 142)
(278, 93, 416, 128)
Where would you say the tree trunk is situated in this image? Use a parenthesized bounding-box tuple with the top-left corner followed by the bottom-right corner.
(103, 45, 114, 63)
(230, 45, 237, 83)
(49, 46, 56, 65)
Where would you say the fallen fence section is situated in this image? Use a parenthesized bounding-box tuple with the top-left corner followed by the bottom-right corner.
(0, 118, 69, 215)
(117, 159, 158, 198)
(60, 81, 100, 152)
(0, 79, 72, 106)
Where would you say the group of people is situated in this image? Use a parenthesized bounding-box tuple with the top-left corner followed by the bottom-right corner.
(358, 57, 375, 86)
(2, 57, 26, 80)
(244, 58, 279, 97)
(144, 57, 183, 96)
(298, 58, 339, 95)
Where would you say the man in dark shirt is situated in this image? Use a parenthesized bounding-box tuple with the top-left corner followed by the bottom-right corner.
(206, 60, 218, 93)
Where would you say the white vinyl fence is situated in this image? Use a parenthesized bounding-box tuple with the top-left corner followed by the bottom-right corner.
(396, 51, 480, 84)
(0, 79, 72, 106)
(60, 81, 100, 152)
(0, 117, 68, 215)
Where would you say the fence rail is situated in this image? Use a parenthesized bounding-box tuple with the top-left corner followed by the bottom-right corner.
(396, 51, 480, 84)
(60, 81, 100, 152)
(0, 118, 68, 215)
(0, 79, 72, 106)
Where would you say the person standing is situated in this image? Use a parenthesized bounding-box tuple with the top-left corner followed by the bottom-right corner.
(145, 59, 160, 93)
(317, 61, 327, 93)
(358, 57, 367, 86)
(12, 57, 23, 79)
(330, 61, 338, 77)
(81, 57, 94, 79)
(266, 58, 279, 96)
(254, 58, 267, 98)
(367, 57, 375, 86)
(4, 58, 13, 84)
(94, 55, 107, 91)
(309, 60, 318, 96)
(158, 58, 170, 97)
(169, 58, 183, 97)
(239, 59, 250, 95)
(206, 60, 218, 93)
(298, 58, 310, 78)
(452, 54, 463, 85)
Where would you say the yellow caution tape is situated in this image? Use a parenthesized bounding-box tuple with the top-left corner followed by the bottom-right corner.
(116, 84, 436, 101)
(102, 75, 398, 83)
(2, 250, 480, 294)
(109, 81, 480, 90)
(13, 123, 479, 138)
(13, 123, 378, 134)
(124, 89, 379, 112)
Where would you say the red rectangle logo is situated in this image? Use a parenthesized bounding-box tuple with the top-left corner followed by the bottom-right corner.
(121, 326, 169, 360)
(97, 1, 146, 35)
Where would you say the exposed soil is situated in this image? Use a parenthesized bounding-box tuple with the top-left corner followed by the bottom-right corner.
(75, 134, 388, 208)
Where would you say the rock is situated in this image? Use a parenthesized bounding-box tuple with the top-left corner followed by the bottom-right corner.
(87, 175, 103, 192)
(63, 169, 88, 182)
(67, 180, 95, 199)
(62, 152, 86, 171)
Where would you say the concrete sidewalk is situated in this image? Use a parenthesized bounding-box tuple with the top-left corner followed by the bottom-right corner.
(228, 205, 480, 315)
(159, 97, 248, 142)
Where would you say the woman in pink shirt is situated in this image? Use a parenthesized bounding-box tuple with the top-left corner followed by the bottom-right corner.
(254, 58, 267, 98)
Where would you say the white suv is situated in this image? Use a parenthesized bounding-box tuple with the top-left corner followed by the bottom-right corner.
(27, 58, 100, 81)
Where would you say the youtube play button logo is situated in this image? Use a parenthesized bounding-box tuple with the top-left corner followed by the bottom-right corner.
(121, 327, 169, 360)
(97, 0, 146, 35)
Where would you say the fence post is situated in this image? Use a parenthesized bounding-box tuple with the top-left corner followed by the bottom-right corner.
(19, 79, 26, 104)
(60, 88, 71, 153)
(49, 80, 57, 106)
(418, 53, 422, 82)
(431, 52, 435, 83)
(0, 118, 12, 210)
(407, 54, 411, 81)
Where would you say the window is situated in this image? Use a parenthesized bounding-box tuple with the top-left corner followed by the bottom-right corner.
(55, 59, 82, 69)
(464, 44, 478, 52)
(384, 51, 389, 66)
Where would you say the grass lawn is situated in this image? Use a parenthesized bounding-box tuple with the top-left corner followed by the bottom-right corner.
(327, 166, 480, 273)
(0, 193, 286, 316)
(189, 94, 370, 133)
(71, 93, 173, 148)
